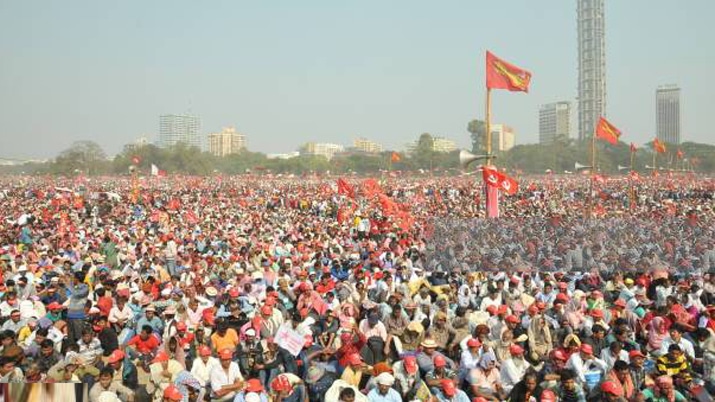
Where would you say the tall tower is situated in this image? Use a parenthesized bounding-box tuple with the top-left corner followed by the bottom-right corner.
(158, 114, 202, 150)
(656, 85, 681, 145)
(577, 0, 606, 141)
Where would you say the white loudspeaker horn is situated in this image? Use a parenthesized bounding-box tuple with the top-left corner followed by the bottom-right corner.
(574, 162, 592, 170)
(459, 150, 493, 168)
(617, 165, 629, 171)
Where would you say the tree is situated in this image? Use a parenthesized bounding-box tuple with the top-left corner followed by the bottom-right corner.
(414, 133, 435, 169)
(52, 140, 109, 175)
(467, 120, 487, 153)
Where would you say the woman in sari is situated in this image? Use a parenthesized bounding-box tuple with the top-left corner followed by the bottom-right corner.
(647, 316, 669, 357)
(528, 314, 552, 363)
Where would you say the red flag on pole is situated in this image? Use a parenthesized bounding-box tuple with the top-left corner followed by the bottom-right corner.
(486, 51, 532, 92)
(630, 143, 637, 153)
(677, 148, 684, 159)
(654, 138, 667, 154)
(390, 152, 401, 163)
(337, 178, 355, 199)
(595, 117, 621, 145)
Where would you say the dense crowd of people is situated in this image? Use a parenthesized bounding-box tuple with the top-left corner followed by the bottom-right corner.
(0, 173, 713, 402)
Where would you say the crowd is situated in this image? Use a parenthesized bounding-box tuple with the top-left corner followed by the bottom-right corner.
(0, 173, 713, 402)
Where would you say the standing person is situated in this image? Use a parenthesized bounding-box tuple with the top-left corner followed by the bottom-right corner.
(66, 271, 90, 345)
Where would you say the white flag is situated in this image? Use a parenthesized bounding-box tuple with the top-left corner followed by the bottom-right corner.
(151, 164, 159, 176)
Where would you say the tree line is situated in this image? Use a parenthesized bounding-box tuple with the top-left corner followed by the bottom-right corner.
(2, 126, 713, 176)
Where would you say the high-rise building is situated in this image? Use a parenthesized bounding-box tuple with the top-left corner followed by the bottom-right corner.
(158, 114, 202, 149)
(539, 102, 571, 144)
(431, 137, 457, 153)
(303, 142, 344, 160)
(208, 127, 247, 157)
(656, 85, 681, 145)
(489, 124, 516, 152)
(577, 0, 606, 140)
(353, 138, 383, 154)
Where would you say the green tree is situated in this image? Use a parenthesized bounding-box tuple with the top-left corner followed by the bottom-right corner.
(52, 140, 109, 175)
(467, 120, 487, 153)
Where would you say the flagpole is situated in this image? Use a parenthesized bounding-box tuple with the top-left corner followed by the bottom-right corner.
(485, 88, 496, 218)
(588, 128, 596, 220)
(630, 148, 635, 212)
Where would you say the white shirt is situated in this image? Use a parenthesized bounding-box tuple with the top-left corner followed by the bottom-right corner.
(210, 362, 244, 396)
(565, 353, 608, 385)
(108, 304, 134, 325)
(660, 336, 696, 360)
(460, 350, 481, 370)
(599, 349, 629, 370)
(191, 356, 219, 386)
(500, 357, 530, 393)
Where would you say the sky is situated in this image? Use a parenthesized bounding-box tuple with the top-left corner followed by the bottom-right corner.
(1, 0, 713, 159)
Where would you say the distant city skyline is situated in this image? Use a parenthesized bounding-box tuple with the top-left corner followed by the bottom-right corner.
(1, 1, 713, 159)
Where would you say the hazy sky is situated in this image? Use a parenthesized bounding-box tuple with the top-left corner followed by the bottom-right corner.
(1, 1, 713, 159)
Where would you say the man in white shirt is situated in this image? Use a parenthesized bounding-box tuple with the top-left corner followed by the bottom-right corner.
(210, 348, 244, 401)
(565, 344, 608, 386)
(659, 326, 695, 360)
(500, 344, 531, 394)
(191, 345, 219, 387)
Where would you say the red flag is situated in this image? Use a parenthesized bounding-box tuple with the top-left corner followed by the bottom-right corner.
(595, 117, 621, 145)
(486, 51, 532, 92)
(654, 138, 666, 154)
(362, 179, 383, 199)
(630, 143, 637, 153)
(482, 167, 519, 195)
(131, 155, 141, 165)
(390, 152, 401, 163)
(337, 178, 355, 199)
(677, 148, 684, 159)
(499, 174, 519, 195)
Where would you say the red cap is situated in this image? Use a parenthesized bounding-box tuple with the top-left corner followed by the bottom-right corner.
(202, 309, 215, 325)
(163, 385, 183, 401)
(433, 355, 447, 368)
(467, 338, 481, 348)
(580, 344, 593, 355)
(509, 344, 524, 356)
(474, 398, 489, 402)
(175, 321, 187, 331)
(628, 350, 646, 359)
(348, 353, 362, 366)
(270, 375, 292, 392)
(552, 350, 567, 361)
(535, 301, 546, 311)
(505, 315, 519, 324)
(540, 389, 557, 402)
(107, 349, 125, 363)
(152, 350, 169, 364)
(486, 305, 497, 315)
(497, 305, 508, 315)
(47, 302, 64, 311)
(229, 288, 240, 298)
(218, 348, 233, 360)
(555, 293, 569, 303)
(245, 378, 264, 393)
(441, 379, 456, 397)
(198, 345, 212, 357)
(403, 356, 417, 374)
(590, 309, 604, 319)
(261, 305, 273, 316)
(614, 299, 627, 308)
(600, 381, 624, 396)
